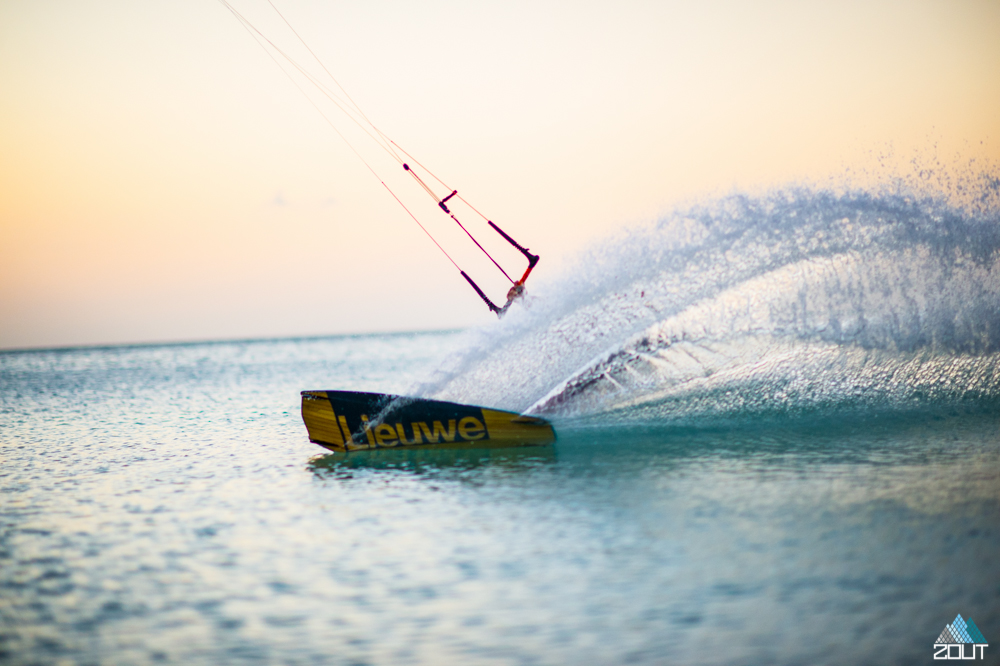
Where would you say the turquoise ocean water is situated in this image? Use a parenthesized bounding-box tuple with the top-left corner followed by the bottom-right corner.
(3, 181, 999, 664)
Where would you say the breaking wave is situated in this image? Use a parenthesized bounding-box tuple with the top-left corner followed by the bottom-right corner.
(419, 165, 1000, 426)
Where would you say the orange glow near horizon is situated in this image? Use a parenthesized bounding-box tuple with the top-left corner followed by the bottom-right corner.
(2, 0, 999, 349)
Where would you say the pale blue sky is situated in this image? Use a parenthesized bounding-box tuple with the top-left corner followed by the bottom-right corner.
(1, 0, 998, 348)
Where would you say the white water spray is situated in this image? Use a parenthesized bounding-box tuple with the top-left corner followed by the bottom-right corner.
(419, 167, 1000, 424)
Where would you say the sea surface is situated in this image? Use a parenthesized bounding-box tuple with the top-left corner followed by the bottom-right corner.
(3, 179, 1000, 665)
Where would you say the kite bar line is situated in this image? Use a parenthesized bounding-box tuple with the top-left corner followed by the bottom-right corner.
(220, 0, 540, 315)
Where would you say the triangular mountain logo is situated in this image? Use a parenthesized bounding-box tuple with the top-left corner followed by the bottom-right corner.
(934, 614, 989, 660)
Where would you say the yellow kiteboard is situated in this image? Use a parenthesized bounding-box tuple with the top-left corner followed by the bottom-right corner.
(301, 390, 556, 452)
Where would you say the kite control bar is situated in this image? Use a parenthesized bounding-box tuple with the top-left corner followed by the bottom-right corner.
(488, 220, 539, 284)
(461, 271, 501, 315)
(461, 222, 539, 318)
(400, 162, 539, 316)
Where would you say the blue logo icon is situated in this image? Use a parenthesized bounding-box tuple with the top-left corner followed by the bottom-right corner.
(934, 614, 988, 660)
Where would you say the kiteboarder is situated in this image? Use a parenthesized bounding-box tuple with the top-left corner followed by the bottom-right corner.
(488, 282, 524, 318)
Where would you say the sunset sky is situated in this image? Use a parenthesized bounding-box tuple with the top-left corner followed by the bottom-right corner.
(2, 0, 998, 350)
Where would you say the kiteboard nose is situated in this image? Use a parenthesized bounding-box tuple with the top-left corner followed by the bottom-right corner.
(301, 390, 556, 452)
